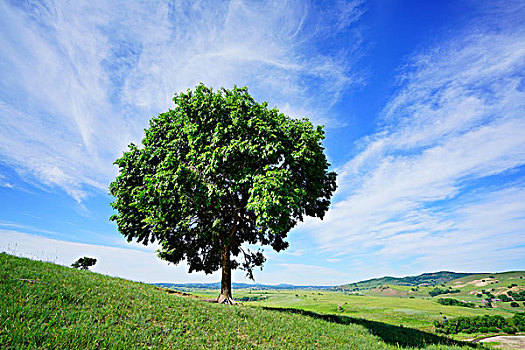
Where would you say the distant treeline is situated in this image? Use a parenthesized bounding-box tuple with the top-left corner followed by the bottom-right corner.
(436, 298, 475, 308)
(234, 296, 267, 302)
(153, 282, 331, 290)
(434, 313, 525, 334)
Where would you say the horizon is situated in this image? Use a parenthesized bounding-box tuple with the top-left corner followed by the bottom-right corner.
(1, 0, 524, 285)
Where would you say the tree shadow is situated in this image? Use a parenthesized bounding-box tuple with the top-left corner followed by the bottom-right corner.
(261, 307, 481, 349)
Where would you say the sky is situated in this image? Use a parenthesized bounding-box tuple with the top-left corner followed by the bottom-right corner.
(0, 0, 524, 286)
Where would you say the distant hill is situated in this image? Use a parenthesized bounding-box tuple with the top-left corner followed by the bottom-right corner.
(335, 271, 476, 291)
(154, 282, 333, 290)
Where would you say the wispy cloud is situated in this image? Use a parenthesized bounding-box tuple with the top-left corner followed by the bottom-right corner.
(0, 174, 14, 189)
(311, 4, 525, 274)
(0, 0, 363, 202)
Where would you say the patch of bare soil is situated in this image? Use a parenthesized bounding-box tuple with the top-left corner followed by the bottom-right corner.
(498, 287, 522, 294)
(478, 335, 525, 349)
(456, 279, 500, 288)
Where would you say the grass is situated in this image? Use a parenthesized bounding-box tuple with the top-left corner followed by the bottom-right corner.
(239, 290, 514, 331)
(1, 253, 481, 349)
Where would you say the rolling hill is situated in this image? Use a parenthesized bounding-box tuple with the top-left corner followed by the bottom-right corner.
(0, 253, 476, 349)
(335, 271, 476, 291)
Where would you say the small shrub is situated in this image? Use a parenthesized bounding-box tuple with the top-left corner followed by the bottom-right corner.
(503, 327, 517, 334)
(71, 257, 97, 270)
(510, 302, 520, 307)
(500, 294, 512, 302)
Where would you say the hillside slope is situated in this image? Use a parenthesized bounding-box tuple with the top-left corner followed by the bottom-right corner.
(0, 253, 476, 349)
(336, 271, 475, 291)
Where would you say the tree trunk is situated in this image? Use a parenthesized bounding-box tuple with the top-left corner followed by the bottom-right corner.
(217, 243, 236, 304)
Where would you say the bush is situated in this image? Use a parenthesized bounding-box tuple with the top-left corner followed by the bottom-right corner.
(437, 298, 475, 308)
(513, 313, 525, 331)
(433, 314, 519, 334)
(508, 290, 525, 301)
(510, 302, 520, 307)
(429, 287, 461, 297)
(235, 296, 266, 302)
(71, 257, 97, 270)
(503, 327, 517, 334)
(500, 294, 512, 302)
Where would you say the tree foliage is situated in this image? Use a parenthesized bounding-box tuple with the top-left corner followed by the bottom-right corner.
(109, 85, 336, 293)
(436, 298, 475, 308)
(429, 287, 460, 297)
(434, 314, 525, 334)
(71, 257, 97, 270)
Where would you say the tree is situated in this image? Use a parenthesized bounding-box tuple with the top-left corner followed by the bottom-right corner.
(72, 257, 97, 270)
(110, 85, 337, 304)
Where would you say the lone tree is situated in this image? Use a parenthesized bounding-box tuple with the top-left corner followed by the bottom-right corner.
(71, 257, 97, 270)
(110, 85, 336, 304)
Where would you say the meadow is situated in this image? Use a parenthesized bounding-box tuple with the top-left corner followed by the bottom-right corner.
(190, 289, 518, 338)
(1, 253, 481, 349)
(187, 271, 525, 342)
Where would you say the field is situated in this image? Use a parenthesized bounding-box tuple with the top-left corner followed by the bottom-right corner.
(190, 289, 519, 339)
(1, 253, 481, 349)
(186, 271, 525, 344)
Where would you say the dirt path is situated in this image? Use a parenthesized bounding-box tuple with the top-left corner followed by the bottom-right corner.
(478, 335, 525, 349)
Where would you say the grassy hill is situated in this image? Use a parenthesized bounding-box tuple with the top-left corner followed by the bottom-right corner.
(335, 271, 475, 291)
(1, 253, 479, 349)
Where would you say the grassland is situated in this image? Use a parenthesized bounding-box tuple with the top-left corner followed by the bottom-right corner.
(1, 253, 481, 349)
(223, 272, 525, 342)
(241, 290, 513, 329)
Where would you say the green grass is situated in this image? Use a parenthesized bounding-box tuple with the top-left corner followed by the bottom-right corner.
(1, 253, 481, 349)
(241, 290, 514, 332)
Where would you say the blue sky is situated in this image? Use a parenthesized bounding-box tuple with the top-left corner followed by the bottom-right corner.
(1, 0, 524, 285)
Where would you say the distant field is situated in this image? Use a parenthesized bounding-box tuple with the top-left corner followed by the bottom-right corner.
(184, 271, 525, 341)
(0, 253, 478, 349)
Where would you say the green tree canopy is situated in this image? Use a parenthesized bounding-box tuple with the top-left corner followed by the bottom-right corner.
(110, 85, 336, 303)
(71, 257, 97, 270)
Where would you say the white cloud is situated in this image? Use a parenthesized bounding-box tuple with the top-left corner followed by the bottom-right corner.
(0, 0, 363, 202)
(0, 229, 222, 283)
(312, 17, 525, 272)
(0, 174, 15, 189)
(0, 229, 350, 285)
(252, 262, 353, 285)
